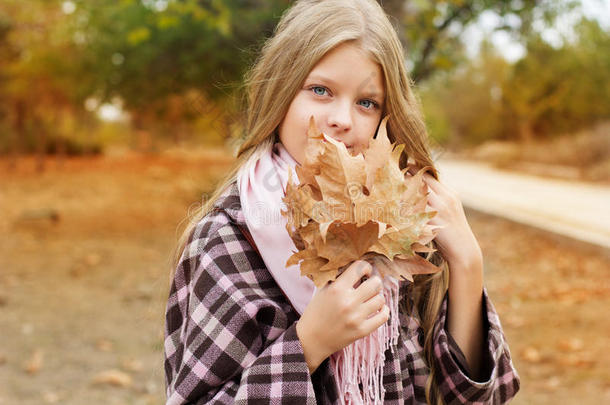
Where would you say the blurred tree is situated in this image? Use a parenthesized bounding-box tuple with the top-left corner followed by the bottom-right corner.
(72, 0, 575, 146)
(421, 15, 610, 146)
(556, 18, 610, 129)
(70, 0, 291, 147)
(1, 0, 604, 159)
(419, 41, 510, 146)
(379, 0, 577, 82)
(0, 10, 16, 163)
(0, 0, 95, 170)
(502, 37, 570, 142)
(503, 17, 610, 141)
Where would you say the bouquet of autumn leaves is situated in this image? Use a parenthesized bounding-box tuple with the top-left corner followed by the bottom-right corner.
(281, 116, 442, 288)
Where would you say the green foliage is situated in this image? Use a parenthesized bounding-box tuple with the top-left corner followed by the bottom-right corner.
(503, 18, 610, 140)
(0, 0, 605, 157)
(380, 0, 577, 82)
(72, 0, 290, 110)
(0, 0, 103, 156)
(420, 17, 610, 146)
(420, 42, 510, 146)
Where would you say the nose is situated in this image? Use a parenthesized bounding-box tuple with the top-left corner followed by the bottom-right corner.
(327, 99, 352, 134)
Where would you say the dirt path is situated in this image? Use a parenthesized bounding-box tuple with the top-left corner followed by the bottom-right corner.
(437, 158, 610, 249)
(0, 153, 608, 404)
(0, 151, 234, 404)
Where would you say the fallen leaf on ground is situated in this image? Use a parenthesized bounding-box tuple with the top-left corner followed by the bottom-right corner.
(95, 338, 114, 352)
(84, 253, 102, 267)
(121, 358, 143, 372)
(23, 348, 43, 374)
(42, 390, 61, 403)
(557, 337, 584, 352)
(543, 376, 561, 391)
(521, 346, 542, 363)
(504, 314, 526, 328)
(558, 353, 595, 368)
(92, 369, 133, 387)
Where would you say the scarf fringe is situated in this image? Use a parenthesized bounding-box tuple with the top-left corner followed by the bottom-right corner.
(330, 276, 400, 405)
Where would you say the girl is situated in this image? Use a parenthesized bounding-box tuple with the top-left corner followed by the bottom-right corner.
(164, 0, 520, 404)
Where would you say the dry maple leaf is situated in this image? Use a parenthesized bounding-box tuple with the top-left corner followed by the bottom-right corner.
(282, 115, 442, 287)
(23, 348, 44, 375)
(92, 369, 133, 387)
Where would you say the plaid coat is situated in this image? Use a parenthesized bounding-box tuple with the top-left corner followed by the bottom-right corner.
(164, 182, 520, 404)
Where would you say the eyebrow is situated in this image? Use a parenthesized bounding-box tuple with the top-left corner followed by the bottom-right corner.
(306, 74, 385, 102)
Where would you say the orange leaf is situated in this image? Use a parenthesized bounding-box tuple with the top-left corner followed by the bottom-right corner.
(282, 116, 441, 286)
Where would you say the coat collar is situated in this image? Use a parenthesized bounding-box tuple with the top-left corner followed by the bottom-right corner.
(212, 181, 247, 226)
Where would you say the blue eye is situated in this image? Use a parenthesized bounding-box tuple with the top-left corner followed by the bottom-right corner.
(311, 86, 327, 96)
(309, 85, 379, 110)
(359, 99, 378, 109)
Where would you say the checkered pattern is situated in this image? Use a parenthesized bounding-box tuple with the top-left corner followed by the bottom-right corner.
(164, 182, 520, 404)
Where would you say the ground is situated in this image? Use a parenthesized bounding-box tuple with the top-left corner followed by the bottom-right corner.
(0, 151, 608, 404)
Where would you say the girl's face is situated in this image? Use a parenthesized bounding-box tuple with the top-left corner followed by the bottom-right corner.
(278, 42, 385, 164)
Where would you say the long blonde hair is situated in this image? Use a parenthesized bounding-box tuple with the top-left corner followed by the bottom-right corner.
(171, 1, 448, 403)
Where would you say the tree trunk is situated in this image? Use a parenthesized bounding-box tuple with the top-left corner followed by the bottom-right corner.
(132, 111, 152, 152)
(36, 119, 46, 173)
(518, 120, 534, 144)
(55, 109, 66, 169)
(8, 99, 26, 171)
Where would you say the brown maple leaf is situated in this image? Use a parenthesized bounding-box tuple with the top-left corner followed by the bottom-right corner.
(282, 115, 441, 287)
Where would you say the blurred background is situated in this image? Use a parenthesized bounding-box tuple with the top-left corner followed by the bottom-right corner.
(0, 0, 608, 404)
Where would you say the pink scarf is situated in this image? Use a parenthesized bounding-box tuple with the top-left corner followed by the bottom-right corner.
(237, 141, 400, 404)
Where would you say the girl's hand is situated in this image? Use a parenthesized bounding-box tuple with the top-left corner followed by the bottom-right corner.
(296, 260, 390, 374)
(420, 171, 486, 377)
(421, 172, 483, 278)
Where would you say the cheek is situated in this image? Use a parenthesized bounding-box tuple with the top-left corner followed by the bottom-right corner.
(278, 96, 313, 164)
(356, 118, 382, 145)
(287, 98, 320, 139)
(292, 101, 318, 129)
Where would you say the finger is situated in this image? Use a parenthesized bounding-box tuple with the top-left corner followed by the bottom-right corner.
(423, 173, 444, 194)
(360, 293, 385, 319)
(423, 198, 437, 218)
(336, 260, 372, 289)
(360, 305, 390, 335)
(354, 275, 383, 302)
(426, 187, 441, 208)
(424, 200, 436, 213)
